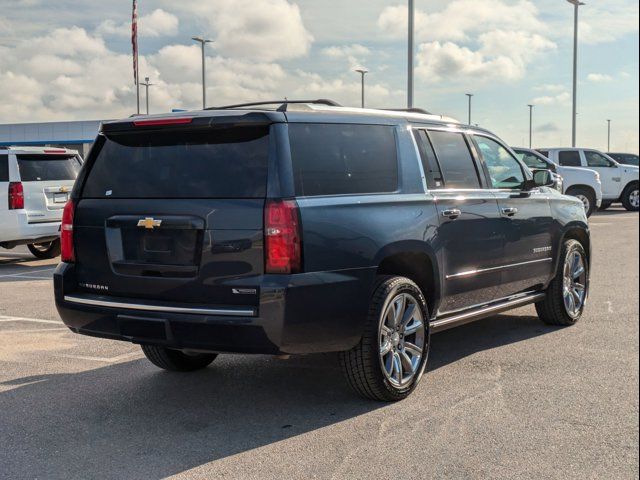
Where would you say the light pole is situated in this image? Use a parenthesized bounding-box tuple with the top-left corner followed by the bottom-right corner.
(192, 36, 213, 109)
(465, 93, 473, 124)
(528, 104, 534, 148)
(567, 0, 585, 147)
(607, 119, 611, 152)
(355, 68, 368, 108)
(407, 0, 415, 108)
(141, 77, 153, 115)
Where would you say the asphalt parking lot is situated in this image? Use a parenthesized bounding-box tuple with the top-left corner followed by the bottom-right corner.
(0, 208, 637, 480)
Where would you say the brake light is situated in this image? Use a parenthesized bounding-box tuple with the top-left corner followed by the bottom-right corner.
(264, 199, 302, 274)
(60, 200, 76, 263)
(8, 182, 24, 210)
(133, 117, 193, 127)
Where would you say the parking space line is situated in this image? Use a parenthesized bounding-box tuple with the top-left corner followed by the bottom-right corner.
(56, 351, 143, 363)
(0, 315, 62, 325)
(0, 267, 56, 279)
(5, 328, 68, 333)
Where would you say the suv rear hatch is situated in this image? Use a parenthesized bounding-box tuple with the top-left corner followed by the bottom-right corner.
(73, 118, 273, 310)
(17, 152, 81, 223)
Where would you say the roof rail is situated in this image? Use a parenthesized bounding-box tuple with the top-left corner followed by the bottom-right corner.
(207, 99, 342, 111)
(380, 107, 433, 115)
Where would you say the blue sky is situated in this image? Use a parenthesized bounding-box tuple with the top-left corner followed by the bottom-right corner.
(0, 0, 638, 152)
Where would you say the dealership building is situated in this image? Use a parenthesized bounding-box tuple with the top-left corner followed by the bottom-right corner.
(0, 120, 104, 157)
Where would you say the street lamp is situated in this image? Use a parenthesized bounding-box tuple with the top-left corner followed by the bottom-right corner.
(407, 0, 415, 108)
(528, 104, 535, 148)
(607, 119, 611, 152)
(465, 93, 473, 125)
(567, 0, 585, 147)
(355, 68, 368, 108)
(192, 36, 213, 109)
(140, 77, 153, 115)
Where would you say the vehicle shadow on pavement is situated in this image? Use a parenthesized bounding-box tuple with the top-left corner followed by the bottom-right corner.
(0, 313, 554, 479)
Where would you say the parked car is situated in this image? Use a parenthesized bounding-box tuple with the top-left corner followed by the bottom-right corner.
(538, 148, 639, 211)
(55, 101, 591, 401)
(1, 146, 82, 258)
(513, 147, 602, 217)
(607, 153, 639, 167)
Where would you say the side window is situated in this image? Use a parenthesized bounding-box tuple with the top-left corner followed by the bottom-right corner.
(289, 124, 398, 196)
(0, 155, 8, 181)
(516, 152, 548, 170)
(427, 130, 480, 189)
(474, 136, 525, 190)
(585, 151, 615, 168)
(413, 129, 444, 189)
(558, 151, 582, 167)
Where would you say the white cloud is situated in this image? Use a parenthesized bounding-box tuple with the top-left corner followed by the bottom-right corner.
(534, 84, 566, 93)
(587, 73, 613, 83)
(531, 92, 571, 106)
(578, 2, 639, 44)
(96, 9, 179, 38)
(168, 0, 313, 61)
(322, 44, 371, 59)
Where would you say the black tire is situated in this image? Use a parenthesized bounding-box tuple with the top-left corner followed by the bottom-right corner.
(141, 345, 217, 372)
(536, 239, 588, 326)
(27, 239, 61, 259)
(340, 275, 430, 402)
(566, 187, 596, 217)
(599, 201, 613, 211)
(621, 182, 639, 212)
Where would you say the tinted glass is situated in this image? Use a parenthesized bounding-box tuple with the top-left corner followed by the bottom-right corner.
(289, 124, 398, 196)
(17, 155, 81, 182)
(514, 151, 549, 170)
(414, 130, 444, 189)
(585, 151, 615, 167)
(428, 131, 480, 189)
(558, 151, 582, 167)
(609, 154, 639, 166)
(82, 127, 269, 198)
(0, 154, 8, 181)
(475, 136, 525, 189)
(536, 150, 550, 158)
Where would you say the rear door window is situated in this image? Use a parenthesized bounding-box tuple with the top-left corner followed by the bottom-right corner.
(427, 130, 481, 189)
(17, 154, 81, 182)
(558, 151, 582, 167)
(289, 123, 398, 196)
(0, 154, 8, 181)
(82, 127, 270, 198)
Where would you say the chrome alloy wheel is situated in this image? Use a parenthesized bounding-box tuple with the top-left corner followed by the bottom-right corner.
(31, 242, 54, 252)
(629, 188, 639, 208)
(562, 250, 587, 318)
(378, 293, 426, 387)
(575, 194, 590, 213)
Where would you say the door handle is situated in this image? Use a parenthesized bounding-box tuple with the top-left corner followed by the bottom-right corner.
(441, 209, 462, 219)
(501, 207, 518, 217)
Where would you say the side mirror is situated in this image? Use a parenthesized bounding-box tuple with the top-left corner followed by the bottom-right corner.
(525, 169, 556, 190)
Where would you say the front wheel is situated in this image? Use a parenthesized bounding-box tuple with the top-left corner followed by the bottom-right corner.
(141, 345, 217, 372)
(340, 276, 430, 402)
(536, 239, 588, 326)
(27, 239, 61, 259)
(621, 183, 639, 211)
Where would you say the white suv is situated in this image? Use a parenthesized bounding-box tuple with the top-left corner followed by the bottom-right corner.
(539, 148, 639, 212)
(0, 146, 82, 258)
(513, 147, 602, 217)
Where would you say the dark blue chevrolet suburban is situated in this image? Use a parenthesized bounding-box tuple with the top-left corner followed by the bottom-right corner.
(54, 100, 591, 401)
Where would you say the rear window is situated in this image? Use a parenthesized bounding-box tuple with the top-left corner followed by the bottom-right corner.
(82, 127, 269, 198)
(0, 154, 8, 181)
(17, 154, 81, 182)
(289, 123, 398, 196)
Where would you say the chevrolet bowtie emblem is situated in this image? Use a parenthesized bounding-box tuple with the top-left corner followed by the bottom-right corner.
(137, 217, 162, 229)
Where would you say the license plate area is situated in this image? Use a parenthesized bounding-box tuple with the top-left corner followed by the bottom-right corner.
(53, 193, 69, 203)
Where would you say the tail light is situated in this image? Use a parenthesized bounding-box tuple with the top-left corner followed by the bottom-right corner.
(60, 199, 76, 262)
(8, 182, 24, 210)
(264, 199, 302, 274)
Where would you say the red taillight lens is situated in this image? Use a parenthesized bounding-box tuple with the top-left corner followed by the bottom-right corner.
(264, 199, 302, 274)
(60, 200, 76, 263)
(8, 182, 24, 210)
(133, 117, 193, 127)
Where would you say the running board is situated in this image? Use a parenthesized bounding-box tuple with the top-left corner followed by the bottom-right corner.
(429, 292, 546, 333)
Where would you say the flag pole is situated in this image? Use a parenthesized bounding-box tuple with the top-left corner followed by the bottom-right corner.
(132, 0, 140, 114)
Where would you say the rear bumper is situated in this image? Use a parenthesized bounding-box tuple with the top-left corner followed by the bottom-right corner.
(54, 263, 375, 355)
(0, 210, 61, 246)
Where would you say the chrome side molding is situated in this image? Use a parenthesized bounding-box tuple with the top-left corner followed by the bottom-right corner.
(430, 292, 546, 333)
(63, 294, 255, 317)
(446, 257, 552, 279)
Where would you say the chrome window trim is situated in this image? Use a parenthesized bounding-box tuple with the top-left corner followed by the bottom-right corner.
(446, 257, 553, 280)
(64, 295, 256, 317)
